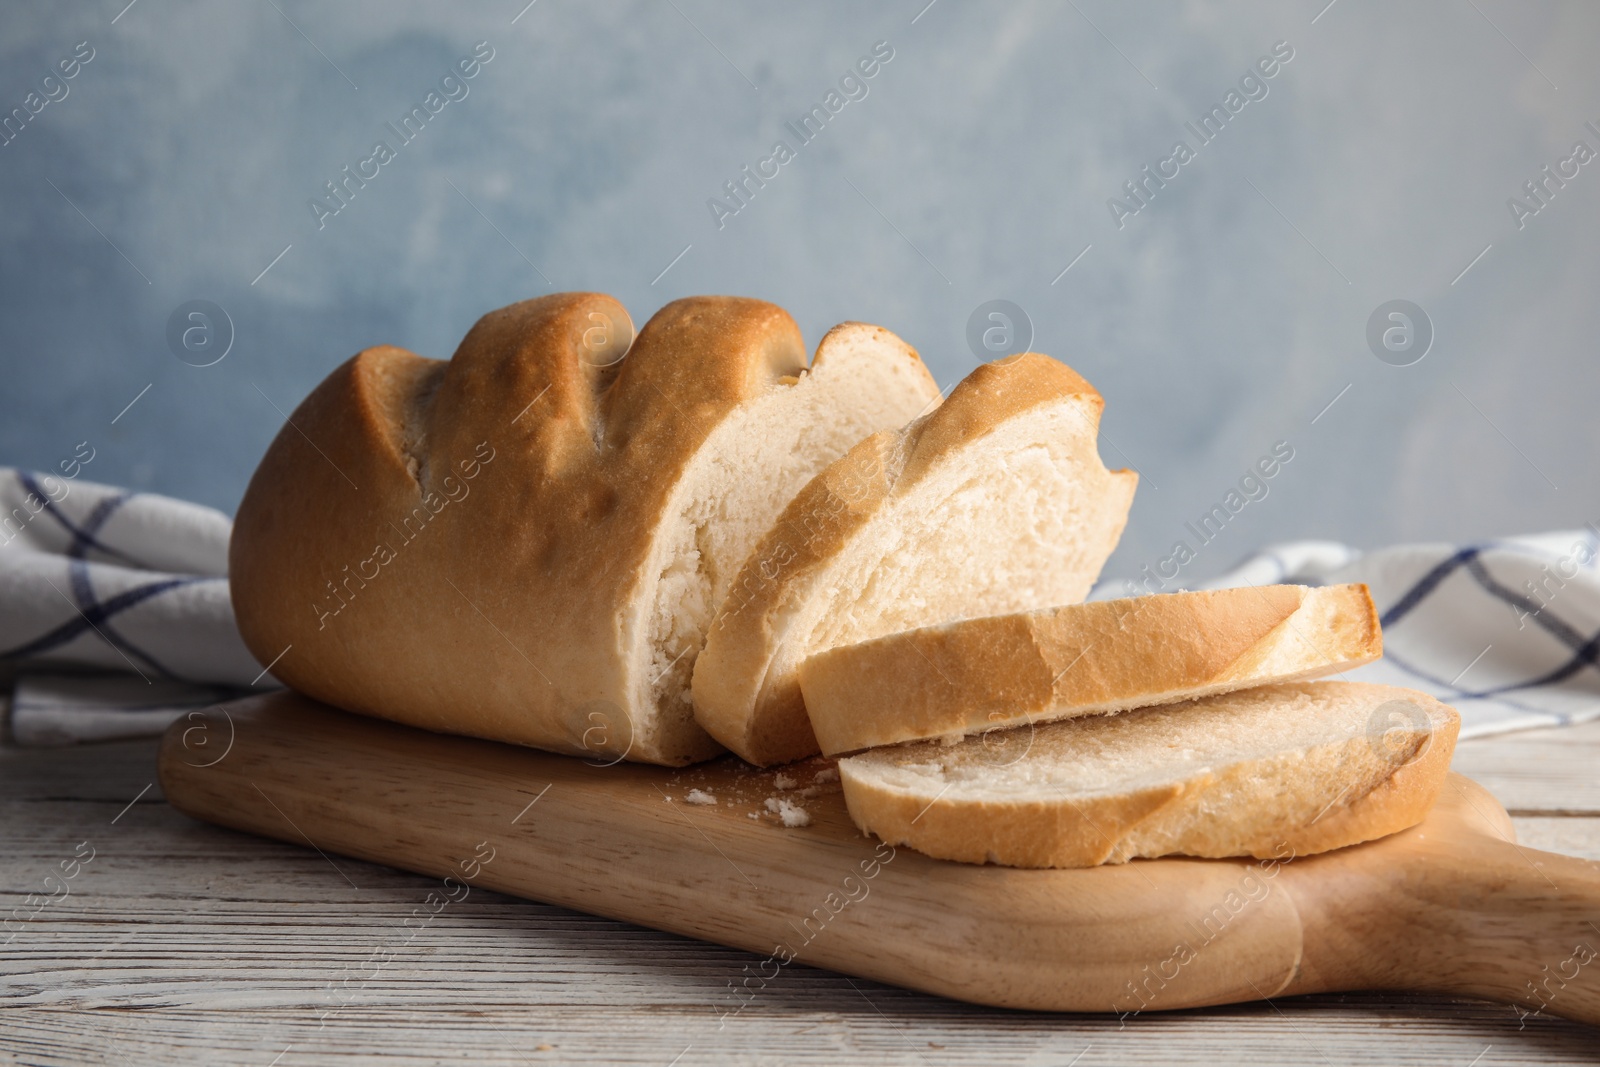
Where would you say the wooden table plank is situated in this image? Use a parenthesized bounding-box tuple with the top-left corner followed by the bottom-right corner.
(1450, 718, 1600, 815)
(5, 998, 1599, 1067)
(4, 722, 1599, 1064)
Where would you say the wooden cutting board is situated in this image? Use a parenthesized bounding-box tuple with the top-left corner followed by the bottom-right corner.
(157, 690, 1600, 1027)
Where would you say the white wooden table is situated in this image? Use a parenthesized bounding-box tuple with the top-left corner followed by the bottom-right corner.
(4, 716, 1599, 1065)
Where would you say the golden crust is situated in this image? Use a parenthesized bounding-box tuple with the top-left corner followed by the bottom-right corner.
(801, 584, 1384, 756)
(231, 293, 829, 766)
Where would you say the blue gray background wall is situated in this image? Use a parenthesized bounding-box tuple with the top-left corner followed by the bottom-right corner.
(1, 0, 1595, 584)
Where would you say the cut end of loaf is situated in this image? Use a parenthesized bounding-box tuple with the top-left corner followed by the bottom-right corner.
(838, 682, 1460, 869)
(692, 352, 1138, 767)
(629, 320, 941, 762)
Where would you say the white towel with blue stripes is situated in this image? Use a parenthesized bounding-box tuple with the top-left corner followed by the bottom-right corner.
(3, 467, 1597, 745)
(0, 468, 274, 745)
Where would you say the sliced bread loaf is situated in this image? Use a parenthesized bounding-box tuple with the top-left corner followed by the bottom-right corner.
(801, 583, 1382, 755)
(691, 353, 1138, 766)
(231, 296, 941, 766)
(838, 681, 1459, 868)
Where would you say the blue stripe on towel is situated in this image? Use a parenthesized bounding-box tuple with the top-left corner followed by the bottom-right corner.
(1463, 557, 1595, 656)
(0, 573, 205, 667)
(18, 472, 142, 567)
(1378, 545, 1481, 629)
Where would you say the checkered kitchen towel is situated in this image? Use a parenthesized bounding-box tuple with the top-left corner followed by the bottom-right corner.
(0, 467, 274, 746)
(3, 465, 1597, 745)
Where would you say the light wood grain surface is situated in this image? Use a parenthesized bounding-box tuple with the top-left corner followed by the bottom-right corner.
(5, 715, 1600, 1065)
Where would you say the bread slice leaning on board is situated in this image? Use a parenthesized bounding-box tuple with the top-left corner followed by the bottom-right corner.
(691, 353, 1139, 767)
(230, 293, 942, 766)
(838, 681, 1460, 869)
(800, 582, 1382, 756)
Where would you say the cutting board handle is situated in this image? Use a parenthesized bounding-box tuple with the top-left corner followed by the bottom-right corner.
(1290, 777, 1600, 1028)
(1428, 832, 1600, 1028)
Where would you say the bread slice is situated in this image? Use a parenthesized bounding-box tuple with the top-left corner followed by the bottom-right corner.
(634, 318, 941, 758)
(230, 295, 940, 766)
(692, 353, 1138, 766)
(839, 681, 1459, 868)
(801, 583, 1382, 756)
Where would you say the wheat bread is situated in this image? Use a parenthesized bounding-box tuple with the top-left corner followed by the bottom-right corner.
(838, 681, 1459, 868)
(801, 583, 1382, 755)
(230, 294, 941, 765)
(692, 353, 1138, 766)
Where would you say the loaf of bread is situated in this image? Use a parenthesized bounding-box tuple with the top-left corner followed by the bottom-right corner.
(800, 583, 1382, 755)
(692, 353, 1138, 766)
(230, 294, 941, 765)
(838, 681, 1459, 868)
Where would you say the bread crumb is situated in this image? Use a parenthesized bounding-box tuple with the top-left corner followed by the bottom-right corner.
(937, 730, 966, 746)
(773, 772, 798, 790)
(685, 789, 716, 806)
(813, 767, 839, 783)
(747, 812, 760, 820)
(535, 1044, 553, 1052)
(764, 796, 811, 827)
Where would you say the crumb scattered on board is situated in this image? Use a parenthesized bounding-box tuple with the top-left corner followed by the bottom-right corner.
(765, 796, 812, 827)
(663, 754, 842, 827)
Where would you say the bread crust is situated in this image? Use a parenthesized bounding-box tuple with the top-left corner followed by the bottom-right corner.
(837, 683, 1461, 868)
(691, 353, 1137, 767)
(801, 583, 1383, 755)
(230, 293, 917, 766)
